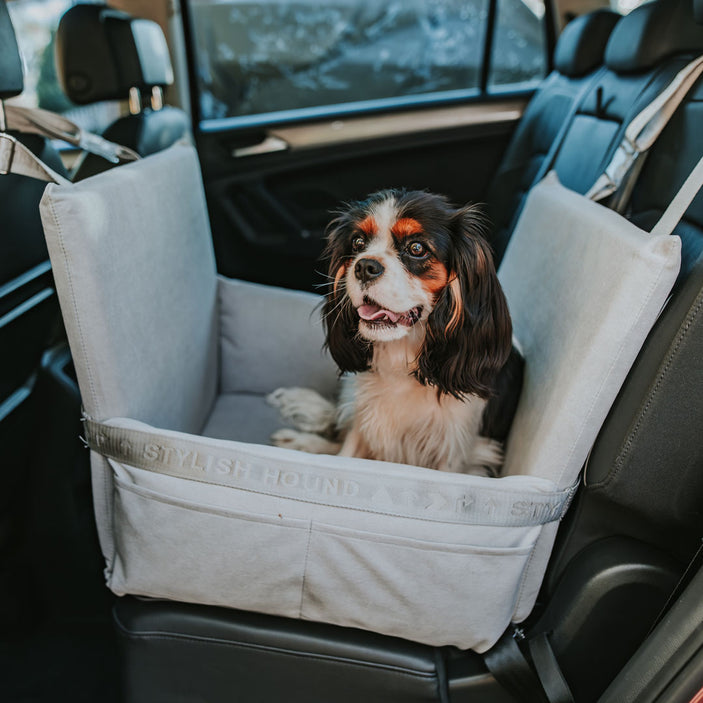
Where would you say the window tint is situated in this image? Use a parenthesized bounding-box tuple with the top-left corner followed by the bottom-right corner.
(7, 0, 73, 112)
(489, 0, 545, 89)
(189, 0, 548, 125)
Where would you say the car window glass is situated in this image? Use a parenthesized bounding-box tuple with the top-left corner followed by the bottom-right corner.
(488, 0, 545, 90)
(189, 0, 548, 126)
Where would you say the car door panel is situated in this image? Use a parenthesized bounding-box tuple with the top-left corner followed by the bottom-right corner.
(196, 97, 528, 290)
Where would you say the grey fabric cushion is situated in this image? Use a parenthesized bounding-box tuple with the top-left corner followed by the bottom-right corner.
(40, 142, 218, 569)
(219, 277, 338, 399)
(498, 172, 681, 621)
(40, 142, 218, 433)
(201, 392, 285, 445)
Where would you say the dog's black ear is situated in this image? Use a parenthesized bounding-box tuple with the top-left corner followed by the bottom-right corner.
(321, 218, 372, 373)
(415, 206, 512, 399)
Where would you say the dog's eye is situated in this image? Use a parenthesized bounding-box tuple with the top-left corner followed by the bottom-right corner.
(351, 236, 366, 253)
(408, 241, 428, 258)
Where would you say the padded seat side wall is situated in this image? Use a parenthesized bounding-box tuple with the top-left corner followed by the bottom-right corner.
(547, 79, 703, 584)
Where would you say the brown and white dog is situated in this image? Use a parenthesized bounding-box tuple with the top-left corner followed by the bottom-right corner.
(269, 189, 514, 475)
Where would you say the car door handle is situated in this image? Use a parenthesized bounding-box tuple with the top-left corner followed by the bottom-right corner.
(232, 135, 289, 158)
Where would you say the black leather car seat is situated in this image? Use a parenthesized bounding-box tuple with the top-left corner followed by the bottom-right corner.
(490, 0, 703, 262)
(485, 8, 620, 260)
(0, 0, 70, 628)
(55, 3, 189, 180)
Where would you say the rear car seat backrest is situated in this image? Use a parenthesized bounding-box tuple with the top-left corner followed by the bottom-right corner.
(491, 0, 703, 262)
(551, 0, 703, 195)
(55, 3, 188, 179)
(0, 0, 70, 618)
(486, 9, 619, 257)
(551, 25, 703, 580)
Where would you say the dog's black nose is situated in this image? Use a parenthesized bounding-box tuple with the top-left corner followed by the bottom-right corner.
(355, 258, 384, 283)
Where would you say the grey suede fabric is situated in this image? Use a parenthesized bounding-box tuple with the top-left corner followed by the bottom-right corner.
(101, 416, 556, 651)
(201, 391, 285, 444)
(218, 276, 338, 398)
(40, 143, 218, 432)
(499, 172, 681, 622)
(37, 143, 681, 654)
(40, 143, 219, 572)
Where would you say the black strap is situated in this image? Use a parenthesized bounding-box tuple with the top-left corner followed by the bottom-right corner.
(530, 66, 607, 187)
(484, 628, 574, 703)
(528, 633, 575, 703)
(484, 629, 548, 703)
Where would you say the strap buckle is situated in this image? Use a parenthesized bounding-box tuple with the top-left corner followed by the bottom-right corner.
(603, 135, 640, 192)
(0, 133, 17, 175)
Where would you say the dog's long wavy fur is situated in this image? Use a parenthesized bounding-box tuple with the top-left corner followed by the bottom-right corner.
(270, 189, 515, 475)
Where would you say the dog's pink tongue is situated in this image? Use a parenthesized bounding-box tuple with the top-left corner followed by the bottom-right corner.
(358, 304, 400, 323)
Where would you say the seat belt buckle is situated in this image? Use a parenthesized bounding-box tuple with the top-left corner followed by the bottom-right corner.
(604, 136, 640, 191)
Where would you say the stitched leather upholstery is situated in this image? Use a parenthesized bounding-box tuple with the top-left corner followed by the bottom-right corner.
(554, 10, 620, 78)
(605, 0, 703, 73)
(489, 0, 703, 262)
(115, 598, 447, 703)
(486, 9, 619, 261)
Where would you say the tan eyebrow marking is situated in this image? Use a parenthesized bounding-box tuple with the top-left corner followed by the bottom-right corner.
(358, 216, 377, 236)
(421, 261, 449, 297)
(333, 264, 346, 296)
(391, 217, 423, 238)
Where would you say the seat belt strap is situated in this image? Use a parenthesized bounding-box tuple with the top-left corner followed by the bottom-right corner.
(2, 103, 139, 165)
(528, 633, 575, 703)
(586, 54, 703, 203)
(530, 66, 608, 188)
(484, 629, 548, 702)
(0, 132, 69, 184)
(650, 155, 703, 238)
(484, 628, 575, 703)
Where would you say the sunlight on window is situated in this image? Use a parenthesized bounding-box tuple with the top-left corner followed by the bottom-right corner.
(6, 0, 121, 131)
(6, 0, 72, 110)
(610, 0, 648, 13)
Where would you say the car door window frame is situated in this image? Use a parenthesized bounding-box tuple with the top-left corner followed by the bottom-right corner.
(181, 0, 556, 134)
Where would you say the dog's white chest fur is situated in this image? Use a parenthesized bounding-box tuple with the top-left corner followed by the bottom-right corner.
(336, 339, 499, 473)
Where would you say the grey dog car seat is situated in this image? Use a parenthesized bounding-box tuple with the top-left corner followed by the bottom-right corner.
(2, 1, 700, 700)
(10, 0, 696, 667)
(26, 69, 689, 657)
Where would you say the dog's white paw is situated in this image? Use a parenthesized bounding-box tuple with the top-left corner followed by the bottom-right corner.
(267, 387, 337, 434)
(270, 428, 341, 455)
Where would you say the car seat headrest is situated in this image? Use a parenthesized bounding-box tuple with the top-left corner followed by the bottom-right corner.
(554, 10, 620, 78)
(0, 1, 24, 100)
(55, 3, 174, 105)
(695, 0, 703, 24)
(605, 0, 703, 74)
